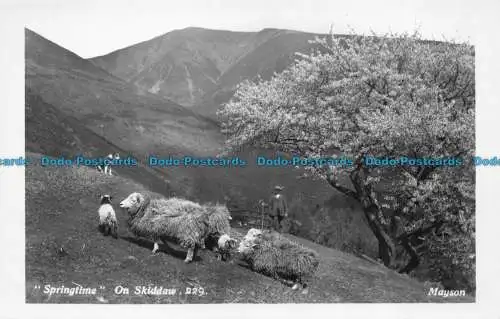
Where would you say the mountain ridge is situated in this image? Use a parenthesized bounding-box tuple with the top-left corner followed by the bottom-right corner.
(89, 27, 323, 109)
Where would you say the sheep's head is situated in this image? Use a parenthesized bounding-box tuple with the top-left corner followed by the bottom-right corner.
(226, 238, 237, 249)
(119, 192, 145, 214)
(100, 194, 112, 204)
(237, 239, 259, 255)
(218, 234, 238, 250)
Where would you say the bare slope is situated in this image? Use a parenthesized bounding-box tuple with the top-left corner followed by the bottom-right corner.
(25, 155, 472, 303)
(89, 27, 264, 106)
(89, 27, 319, 112)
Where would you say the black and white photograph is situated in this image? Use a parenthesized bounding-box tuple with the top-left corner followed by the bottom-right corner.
(1, 0, 500, 317)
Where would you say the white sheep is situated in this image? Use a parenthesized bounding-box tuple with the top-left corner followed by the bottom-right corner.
(98, 194, 118, 238)
(119, 192, 210, 263)
(237, 228, 319, 292)
(213, 234, 237, 261)
(97, 153, 120, 176)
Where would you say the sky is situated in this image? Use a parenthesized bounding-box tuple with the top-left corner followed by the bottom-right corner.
(3, 0, 483, 58)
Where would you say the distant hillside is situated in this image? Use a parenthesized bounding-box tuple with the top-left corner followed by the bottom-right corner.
(25, 27, 344, 212)
(25, 154, 473, 303)
(26, 28, 222, 158)
(89, 27, 321, 115)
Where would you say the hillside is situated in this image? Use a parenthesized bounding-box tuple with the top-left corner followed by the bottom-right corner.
(25, 28, 352, 228)
(25, 88, 174, 195)
(25, 154, 473, 303)
(89, 27, 320, 116)
(26, 28, 222, 158)
(26, 28, 229, 197)
(195, 29, 320, 119)
(26, 27, 462, 293)
(25, 82, 376, 257)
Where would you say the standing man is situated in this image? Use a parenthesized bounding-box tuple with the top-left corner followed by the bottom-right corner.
(269, 185, 288, 232)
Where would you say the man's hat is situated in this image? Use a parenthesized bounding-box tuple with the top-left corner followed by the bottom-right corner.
(274, 185, 284, 191)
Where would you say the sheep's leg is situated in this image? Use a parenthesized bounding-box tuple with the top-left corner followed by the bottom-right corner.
(111, 225, 118, 239)
(184, 247, 195, 263)
(103, 225, 110, 236)
(152, 242, 161, 254)
(220, 251, 228, 261)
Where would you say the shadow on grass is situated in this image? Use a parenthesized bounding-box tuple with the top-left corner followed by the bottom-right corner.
(120, 235, 202, 261)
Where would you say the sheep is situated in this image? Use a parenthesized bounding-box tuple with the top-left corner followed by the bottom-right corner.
(119, 192, 210, 263)
(206, 203, 232, 234)
(217, 234, 238, 261)
(237, 228, 320, 292)
(98, 194, 118, 238)
(97, 153, 120, 176)
(206, 233, 237, 261)
(203, 203, 232, 250)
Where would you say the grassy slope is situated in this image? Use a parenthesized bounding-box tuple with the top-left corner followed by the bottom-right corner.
(25, 88, 177, 196)
(25, 28, 359, 234)
(26, 86, 377, 258)
(25, 152, 472, 303)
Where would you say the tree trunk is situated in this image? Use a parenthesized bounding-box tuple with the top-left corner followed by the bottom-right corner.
(349, 167, 398, 268)
(358, 192, 398, 267)
(324, 164, 419, 271)
(398, 238, 419, 274)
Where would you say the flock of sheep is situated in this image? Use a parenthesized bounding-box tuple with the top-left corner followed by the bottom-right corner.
(97, 191, 320, 293)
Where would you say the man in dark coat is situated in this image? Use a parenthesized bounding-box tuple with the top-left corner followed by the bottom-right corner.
(269, 185, 288, 232)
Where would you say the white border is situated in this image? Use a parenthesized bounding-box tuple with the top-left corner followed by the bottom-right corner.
(1, 1, 499, 318)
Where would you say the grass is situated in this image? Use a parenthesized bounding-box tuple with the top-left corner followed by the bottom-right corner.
(25, 152, 473, 303)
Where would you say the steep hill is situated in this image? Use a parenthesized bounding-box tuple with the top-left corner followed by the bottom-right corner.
(90, 27, 255, 106)
(195, 29, 319, 119)
(25, 28, 345, 219)
(26, 28, 222, 158)
(25, 88, 174, 195)
(89, 27, 320, 115)
(25, 155, 473, 303)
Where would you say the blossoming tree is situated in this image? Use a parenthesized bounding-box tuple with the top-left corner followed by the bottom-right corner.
(218, 31, 475, 288)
